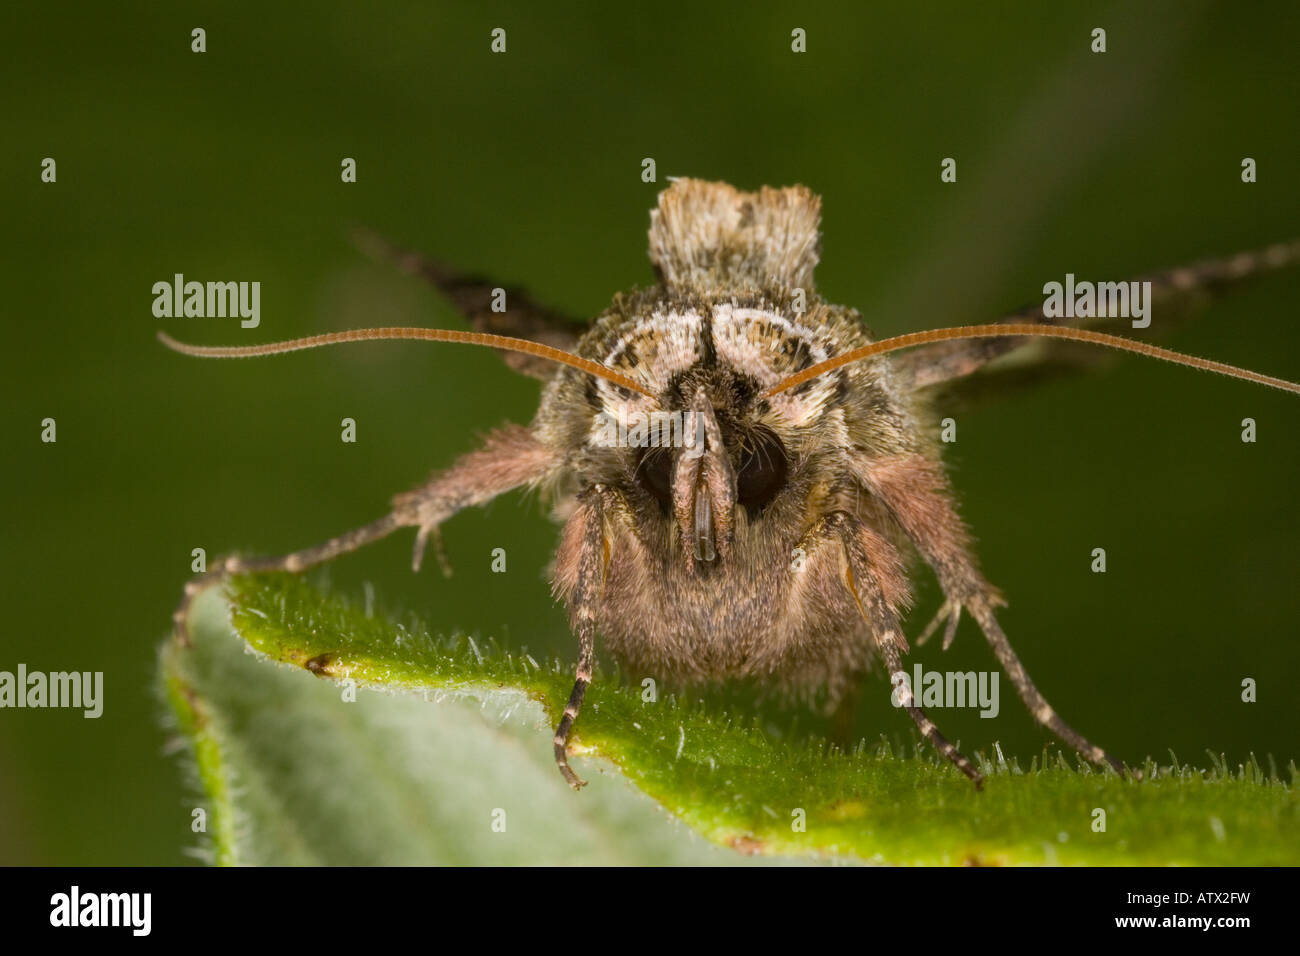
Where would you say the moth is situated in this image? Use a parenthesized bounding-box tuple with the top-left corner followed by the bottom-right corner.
(163, 179, 1299, 789)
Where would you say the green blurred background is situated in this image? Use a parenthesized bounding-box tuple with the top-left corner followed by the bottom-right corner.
(2, 1, 1297, 864)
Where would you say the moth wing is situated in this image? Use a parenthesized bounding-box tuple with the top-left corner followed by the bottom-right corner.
(894, 239, 1300, 404)
(353, 227, 584, 381)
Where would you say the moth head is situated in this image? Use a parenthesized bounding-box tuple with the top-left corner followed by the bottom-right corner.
(625, 380, 794, 569)
(588, 304, 850, 572)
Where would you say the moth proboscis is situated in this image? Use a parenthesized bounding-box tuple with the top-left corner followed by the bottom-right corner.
(162, 179, 1300, 790)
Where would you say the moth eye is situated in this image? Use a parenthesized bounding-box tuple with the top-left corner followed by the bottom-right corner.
(735, 428, 788, 511)
(636, 447, 673, 506)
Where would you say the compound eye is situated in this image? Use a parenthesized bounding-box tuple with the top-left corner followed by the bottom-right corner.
(735, 428, 788, 510)
(636, 447, 673, 505)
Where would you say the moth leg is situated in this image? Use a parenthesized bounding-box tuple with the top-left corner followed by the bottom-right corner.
(858, 453, 1125, 775)
(915, 597, 962, 650)
(170, 513, 405, 647)
(172, 423, 558, 646)
(895, 237, 1300, 391)
(805, 513, 983, 787)
(392, 423, 559, 574)
(552, 487, 613, 789)
(353, 227, 582, 381)
(965, 600, 1121, 774)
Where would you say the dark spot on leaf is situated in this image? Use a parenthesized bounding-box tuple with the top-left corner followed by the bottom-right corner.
(728, 834, 764, 855)
(305, 652, 336, 676)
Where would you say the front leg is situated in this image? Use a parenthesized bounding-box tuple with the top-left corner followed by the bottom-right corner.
(802, 512, 984, 787)
(856, 453, 1124, 774)
(172, 423, 558, 645)
(550, 486, 616, 789)
(393, 423, 559, 574)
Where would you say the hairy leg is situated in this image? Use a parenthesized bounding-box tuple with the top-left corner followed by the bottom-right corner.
(551, 486, 614, 789)
(802, 512, 983, 786)
(172, 423, 558, 644)
(392, 423, 558, 573)
(858, 453, 1124, 774)
(171, 513, 405, 647)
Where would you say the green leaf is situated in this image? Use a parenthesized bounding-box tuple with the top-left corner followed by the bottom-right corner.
(160, 572, 1300, 865)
